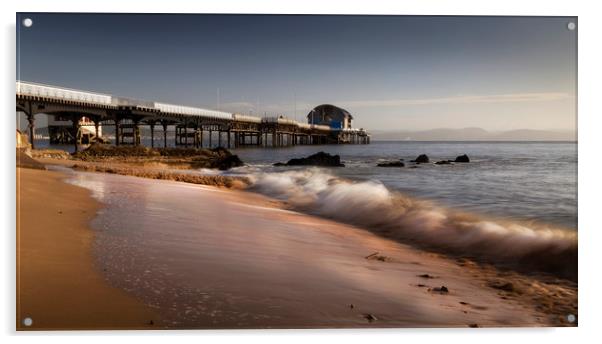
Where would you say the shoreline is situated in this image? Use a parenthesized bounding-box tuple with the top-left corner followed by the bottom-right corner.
(16, 167, 158, 330)
(18, 156, 578, 328)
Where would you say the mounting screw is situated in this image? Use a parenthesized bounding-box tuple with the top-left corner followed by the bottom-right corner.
(22, 18, 33, 28)
(22, 317, 33, 327)
(567, 22, 576, 31)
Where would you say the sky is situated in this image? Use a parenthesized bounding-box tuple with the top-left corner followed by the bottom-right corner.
(16, 14, 577, 132)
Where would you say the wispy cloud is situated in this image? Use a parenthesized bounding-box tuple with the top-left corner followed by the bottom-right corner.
(339, 92, 574, 108)
(218, 92, 574, 117)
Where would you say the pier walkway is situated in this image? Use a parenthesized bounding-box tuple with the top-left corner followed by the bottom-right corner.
(16, 81, 370, 150)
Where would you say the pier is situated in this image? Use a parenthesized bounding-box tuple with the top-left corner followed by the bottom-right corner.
(16, 81, 370, 151)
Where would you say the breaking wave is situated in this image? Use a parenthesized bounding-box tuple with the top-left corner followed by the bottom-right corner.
(246, 168, 577, 280)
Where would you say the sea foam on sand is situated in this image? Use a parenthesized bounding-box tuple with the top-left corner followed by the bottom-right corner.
(247, 168, 577, 280)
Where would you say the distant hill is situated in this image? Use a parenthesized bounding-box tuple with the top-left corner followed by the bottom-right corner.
(369, 127, 576, 141)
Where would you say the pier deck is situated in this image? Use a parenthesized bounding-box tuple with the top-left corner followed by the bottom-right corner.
(16, 81, 370, 150)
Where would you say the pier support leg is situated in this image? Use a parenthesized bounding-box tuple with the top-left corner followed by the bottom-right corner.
(218, 131, 222, 147)
(94, 120, 100, 143)
(227, 130, 231, 149)
(114, 119, 121, 146)
(72, 116, 81, 153)
(162, 123, 168, 148)
(27, 113, 35, 149)
(150, 122, 155, 148)
(209, 130, 212, 148)
(134, 121, 141, 146)
(184, 124, 189, 147)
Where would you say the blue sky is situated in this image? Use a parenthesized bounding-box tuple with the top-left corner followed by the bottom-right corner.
(17, 14, 576, 131)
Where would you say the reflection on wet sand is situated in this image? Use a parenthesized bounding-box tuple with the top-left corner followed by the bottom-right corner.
(61, 168, 575, 328)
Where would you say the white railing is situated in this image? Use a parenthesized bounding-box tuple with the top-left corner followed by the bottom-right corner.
(16, 80, 113, 105)
(16, 81, 345, 133)
(232, 113, 262, 123)
(310, 124, 331, 131)
(154, 102, 232, 120)
(262, 117, 300, 126)
(113, 97, 155, 108)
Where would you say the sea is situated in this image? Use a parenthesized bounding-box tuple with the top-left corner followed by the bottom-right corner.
(228, 141, 578, 231)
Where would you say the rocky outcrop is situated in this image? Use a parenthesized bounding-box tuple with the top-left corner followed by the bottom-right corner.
(16, 149, 46, 170)
(210, 154, 244, 170)
(377, 160, 405, 167)
(274, 152, 345, 167)
(410, 154, 430, 164)
(435, 160, 452, 165)
(73, 144, 245, 170)
(454, 154, 470, 163)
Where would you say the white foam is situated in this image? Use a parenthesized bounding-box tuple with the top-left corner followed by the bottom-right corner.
(246, 168, 577, 267)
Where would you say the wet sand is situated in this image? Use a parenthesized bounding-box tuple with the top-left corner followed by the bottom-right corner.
(16, 167, 158, 330)
(62, 167, 575, 328)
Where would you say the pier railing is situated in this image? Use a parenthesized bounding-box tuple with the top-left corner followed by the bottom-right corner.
(16, 81, 113, 106)
(16, 80, 370, 149)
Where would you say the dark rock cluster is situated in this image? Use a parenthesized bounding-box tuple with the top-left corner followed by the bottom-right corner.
(274, 152, 345, 167)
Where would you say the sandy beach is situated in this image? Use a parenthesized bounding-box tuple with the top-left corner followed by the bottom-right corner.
(16, 167, 158, 330)
(16, 155, 577, 329)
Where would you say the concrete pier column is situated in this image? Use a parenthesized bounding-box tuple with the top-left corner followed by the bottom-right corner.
(150, 122, 155, 148)
(114, 118, 121, 146)
(72, 116, 81, 153)
(218, 131, 222, 147)
(184, 124, 189, 147)
(27, 113, 35, 149)
(227, 130, 231, 149)
(209, 130, 212, 148)
(200, 129, 204, 148)
(134, 120, 141, 146)
(94, 120, 100, 143)
(162, 123, 168, 148)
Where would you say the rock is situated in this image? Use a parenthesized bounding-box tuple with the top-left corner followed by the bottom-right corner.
(435, 160, 453, 165)
(283, 152, 345, 167)
(468, 323, 479, 328)
(16, 149, 46, 170)
(454, 154, 470, 163)
(431, 286, 449, 293)
(363, 314, 377, 322)
(417, 274, 435, 279)
(212, 154, 244, 170)
(488, 281, 514, 292)
(411, 154, 429, 163)
(377, 160, 405, 167)
(365, 252, 390, 262)
(273, 162, 287, 166)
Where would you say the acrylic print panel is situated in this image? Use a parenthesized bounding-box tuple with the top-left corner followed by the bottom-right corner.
(15, 13, 577, 330)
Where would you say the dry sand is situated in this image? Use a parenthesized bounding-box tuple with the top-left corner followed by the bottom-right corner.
(16, 167, 158, 330)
